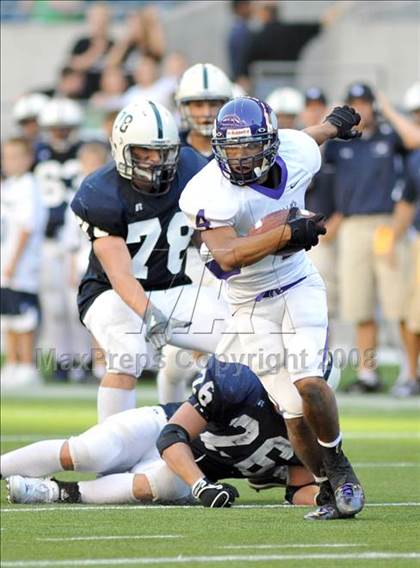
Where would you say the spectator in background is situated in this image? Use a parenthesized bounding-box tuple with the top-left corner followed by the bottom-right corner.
(325, 82, 420, 392)
(1, 138, 47, 388)
(383, 83, 420, 397)
(90, 66, 127, 111)
(43, 66, 86, 101)
(303, 89, 341, 319)
(266, 86, 304, 128)
(12, 93, 50, 146)
(122, 55, 179, 110)
(227, 0, 253, 84)
(240, 1, 322, 84)
(69, 3, 114, 99)
(106, 7, 165, 81)
(301, 87, 328, 127)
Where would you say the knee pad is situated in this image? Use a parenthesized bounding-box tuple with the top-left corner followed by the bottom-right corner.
(143, 462, 192, 504)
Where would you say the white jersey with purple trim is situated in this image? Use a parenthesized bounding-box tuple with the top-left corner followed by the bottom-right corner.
(180, 129, 322, 305)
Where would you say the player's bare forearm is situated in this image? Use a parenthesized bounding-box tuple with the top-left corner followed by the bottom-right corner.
(162, 402, 208, 485)
(162, 443, 205, 486)
(202, 225, 292, 272)
(93, 236, 149, 317)
(303, 122, 338, 146)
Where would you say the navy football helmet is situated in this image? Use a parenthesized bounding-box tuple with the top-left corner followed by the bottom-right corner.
(212, 97, 279, 185)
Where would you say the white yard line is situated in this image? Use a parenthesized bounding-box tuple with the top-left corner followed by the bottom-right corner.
(38, 536, 183, 542)
(1, 502, 420, 514)
(1, 552, 420, 567)
(222, 543, 367, 549)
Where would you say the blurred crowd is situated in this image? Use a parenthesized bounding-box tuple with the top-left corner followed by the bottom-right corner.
(1, 1, 419, 396)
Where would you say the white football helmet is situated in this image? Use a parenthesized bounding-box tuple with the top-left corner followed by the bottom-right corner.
(13, 93, 50, 123)
(266, 87, 304, 116)
(39, 98, 83, 129)
(403, 82, 420, 113)
(111, 100, 180, 195)
(176, 63, 233, 136)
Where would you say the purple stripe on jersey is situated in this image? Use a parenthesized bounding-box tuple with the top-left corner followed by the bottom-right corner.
(195, 209, 210, 229)
(255, 276, 307, 302)
(249, 155, 288, 200)
(206, 259, 240, 280)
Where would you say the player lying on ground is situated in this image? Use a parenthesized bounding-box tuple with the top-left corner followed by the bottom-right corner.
(180, 97, 365, 520)
(2, 357, 335, 511)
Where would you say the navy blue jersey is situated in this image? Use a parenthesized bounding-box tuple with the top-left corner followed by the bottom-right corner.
(71, 147, 207, 320)
(324, 121, 406, 216)
(180, 130, 213, 162)
(305, 163, 336, 220)
(187, 357, 300, 481)
(402, 150, 420, 232)
(33, 141, 82, 238)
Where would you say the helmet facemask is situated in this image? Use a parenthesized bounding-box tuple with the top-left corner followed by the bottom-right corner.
(181, 99, 228, 137)
(212, 133, 279, 186)
(122, 144, 180, 196)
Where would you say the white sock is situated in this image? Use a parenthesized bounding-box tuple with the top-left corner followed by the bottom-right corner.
(78, 473, 138, 504)
(317, 433, 342, 448)
(97, 387, 136, 423)
(1, 439, 65, 478)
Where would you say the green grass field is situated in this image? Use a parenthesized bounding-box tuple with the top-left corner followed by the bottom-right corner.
(1, 382, 419, 568)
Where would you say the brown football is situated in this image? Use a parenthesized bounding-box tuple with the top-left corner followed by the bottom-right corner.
(248, 208, 318, 256)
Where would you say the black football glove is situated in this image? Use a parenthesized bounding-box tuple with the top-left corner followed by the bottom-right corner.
(287, 207, 326, 251)
(191, 477, 239, 508)
(324, 105, 361, 140)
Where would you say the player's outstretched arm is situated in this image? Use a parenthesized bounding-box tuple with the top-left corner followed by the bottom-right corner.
(94, 235, 150, 318)
(304, 105, 361, 145)
(201, 224, 292, 272)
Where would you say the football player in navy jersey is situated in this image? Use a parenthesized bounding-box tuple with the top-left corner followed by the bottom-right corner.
(4, 357, 337, 513)
(34, 98, 85, 380)
(176, 63, 233, 160)
(71, 100, 229, 422)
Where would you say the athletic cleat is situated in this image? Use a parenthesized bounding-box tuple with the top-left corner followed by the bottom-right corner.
(248, 466, 288, 491)
(322, 445, 365, 516)
(335, 482, 365, 516)
(304, 504, 355, 521)
(7, 476, 59, 504)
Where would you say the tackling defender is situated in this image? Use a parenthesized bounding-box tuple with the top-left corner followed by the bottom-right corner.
(71, 100, 229, 421)
(179, 96, 365, 519)
(3, 357, 331, 511)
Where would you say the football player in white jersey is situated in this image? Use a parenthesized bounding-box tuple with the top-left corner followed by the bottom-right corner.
(180, 96, 365, 519)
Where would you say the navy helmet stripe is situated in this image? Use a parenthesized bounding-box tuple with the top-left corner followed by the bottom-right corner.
(203, 64, 209, 90)
(148, 100, 163, 139)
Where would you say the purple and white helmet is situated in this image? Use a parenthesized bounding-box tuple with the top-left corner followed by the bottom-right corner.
(211, 96, 279, 185)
